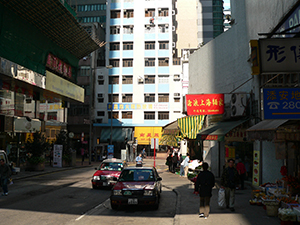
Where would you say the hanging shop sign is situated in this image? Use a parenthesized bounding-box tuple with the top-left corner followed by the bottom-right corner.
(46, 53, 72, 79)
(259, 38, 300, 73)
(249, 40, 260, 75)
(263, 88, 300, 119)
(186, 94, 224, 115)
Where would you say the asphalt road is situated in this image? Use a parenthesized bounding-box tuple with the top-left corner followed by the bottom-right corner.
(0, 166, 176, 225)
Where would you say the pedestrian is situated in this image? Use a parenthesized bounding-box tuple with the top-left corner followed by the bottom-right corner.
(178, 154, 183, 167)
(195, 162, 215, 219)
(236, 159, 247, 190)
(221, 158, 239, 212)
(166, 154, 173, 172)
(142, 148, 146, 158)
(81, 147, 85, 165)
(180, 153, 190, 177)
(136, 153, 143, 167)
(0, 159, 12, 196)
(172, 153, 178, 173)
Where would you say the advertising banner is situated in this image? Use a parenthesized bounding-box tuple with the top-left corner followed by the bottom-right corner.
(263, 88, 300, 119)
(107, 145, 114, 159)
(53, 144, 63, 168)
(186, 94, 224, 115)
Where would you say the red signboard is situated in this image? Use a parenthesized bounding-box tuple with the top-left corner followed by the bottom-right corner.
(186, 94, 224, 115)
(46, 53, 72, 79)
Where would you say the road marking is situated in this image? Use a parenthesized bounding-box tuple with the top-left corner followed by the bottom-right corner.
(75, 199, 109, 221)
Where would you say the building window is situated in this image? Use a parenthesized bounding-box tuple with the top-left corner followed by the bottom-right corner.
(122, 111, 132, 119)
(174, 98, 180, 102)
(158, 94, 169, 102)
(122, 75, 133, 84)
(158, 75, 169, 84)
(110, 26, 120, 34)
(173, 74, 180, 81)
(144, 111, 155, 120)
(145, 9, 155, 17)
(124, 9, 134, 18)
(123, 42, 133, 50)
(145, 58, 155, 67)
(110, 42, 120, 50)
(75, 4, 106, 12)
(122, 94, 133, 102)
(145, 75, 155, 84)
(78, 16, 106, 23)
(123, 26, 134, 34)
(97, 111, 105, 116)
(111, 10, 121, 18)
(144, 93, 155, 102)
(159, 58, 169, 66)
(109, 59, 120, 67)
(158, 8, 169, 17)
(158, 24, 169, 33)
(159, 41, 169, 49)
(108, 111, 119, 119)
(79, 66, 91, 76)
(98, 80, 104, 85)
(173, 58, 181, 65)
(109, 76, 119, 84)
(108, 94, 119, 102)
(145, 41, 155, 50)
(123, 59, 133, 67)
(145, 25, 155, 33)
(158, 111, 169, 120)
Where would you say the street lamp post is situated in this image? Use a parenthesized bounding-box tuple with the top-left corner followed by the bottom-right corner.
(106, 65, 113, 146)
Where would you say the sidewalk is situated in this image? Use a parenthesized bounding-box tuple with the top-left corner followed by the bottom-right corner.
(142, 158, 281, 225)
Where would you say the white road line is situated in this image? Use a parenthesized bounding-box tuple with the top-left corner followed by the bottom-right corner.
(75, 199, 110, 221)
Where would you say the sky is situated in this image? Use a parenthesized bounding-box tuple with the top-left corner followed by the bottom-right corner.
(224, 0, 230, 10)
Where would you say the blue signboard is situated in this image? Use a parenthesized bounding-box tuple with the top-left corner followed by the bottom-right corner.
(263, 88, 300, 119)
(107, 145, 114, 159)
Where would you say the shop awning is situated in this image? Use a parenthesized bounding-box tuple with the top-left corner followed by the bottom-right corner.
(178, 115, 205, 139)
(247, 119, 288, 141)
(100, 128, 133, 143)
(134, 127, 162, 145)
(159, 134, 179, 147)
(197, 119, 248, 141)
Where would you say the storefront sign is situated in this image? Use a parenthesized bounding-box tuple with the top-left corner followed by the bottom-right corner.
(275, 4, 300, 38)
(46, 53, 72, 79)
(45, 71, 84, 103)
(250, 40, 260, 75)
(186, 94, 224, 115)
(134, 127, 162, 145)
(107, 103, 169, 110)
(225, 145, 235, 158)
(201, 135, 218, 141)
(263, 88, 300, 119)
(259, 38, 300, 73)
(253, 150, 260, 186)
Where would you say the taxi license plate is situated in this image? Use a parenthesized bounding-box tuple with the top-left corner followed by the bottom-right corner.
(102, 182, 108, 186)
(128, 198, 138, 204)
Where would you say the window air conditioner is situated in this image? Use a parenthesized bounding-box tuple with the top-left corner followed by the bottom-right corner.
(231, 93, 246, 117)
(145, 93, 150, 96)
(122, 94, 126, 97)
(172, 42, 175, 48)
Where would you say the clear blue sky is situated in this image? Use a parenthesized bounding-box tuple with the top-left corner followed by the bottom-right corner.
(224, 0, 230, 10)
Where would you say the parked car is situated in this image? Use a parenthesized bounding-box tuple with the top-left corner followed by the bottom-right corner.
(91, 158, 125, 189)
(110, 167, 162, 210)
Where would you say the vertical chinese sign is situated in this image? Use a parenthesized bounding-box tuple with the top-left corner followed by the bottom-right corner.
(263, 88, 300, 119)
(186, 94, 224, 115)
(253, 150, 260, 186)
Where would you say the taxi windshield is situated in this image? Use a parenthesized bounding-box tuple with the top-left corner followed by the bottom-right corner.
(99, 162, 123, 171)
(119, 169, 155, 182)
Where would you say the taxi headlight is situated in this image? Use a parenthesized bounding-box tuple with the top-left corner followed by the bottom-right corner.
(93, 176, 100, 180)
(144, 190, 154, 196)
(113, 190, 122, 195)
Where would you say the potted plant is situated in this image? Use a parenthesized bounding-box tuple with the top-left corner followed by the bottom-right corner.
(25, 131, 50, 171)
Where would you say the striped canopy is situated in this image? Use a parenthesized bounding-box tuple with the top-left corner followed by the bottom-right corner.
(177, 115, 205, 139)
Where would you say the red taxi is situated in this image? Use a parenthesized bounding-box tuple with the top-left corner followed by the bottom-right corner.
(91, 158, 125, 189)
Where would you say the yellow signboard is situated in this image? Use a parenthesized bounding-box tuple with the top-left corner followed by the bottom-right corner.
(134, 127, 162, 145)
(250, 40, 260, 75)
(45, 70, 84, 102)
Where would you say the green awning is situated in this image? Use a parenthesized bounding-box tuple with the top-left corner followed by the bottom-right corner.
(197, 119, 248, 141)
(159, 134, 179, 147)
(177, 115, 205, 139)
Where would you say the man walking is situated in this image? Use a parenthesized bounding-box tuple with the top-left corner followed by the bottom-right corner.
(236, 159, 247, 190)
(221, 158, 239, 212)
(180, 153, 190, 177)
(195, 162, 215, 219)
(135, 153, 143, 167)
(0, 159, 11, 196)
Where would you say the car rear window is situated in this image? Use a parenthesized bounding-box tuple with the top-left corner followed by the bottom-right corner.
(119, 169, 154, 181)
(99, 162, 123, 171)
